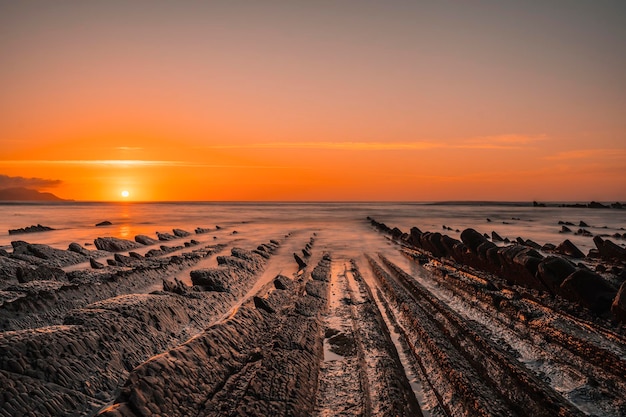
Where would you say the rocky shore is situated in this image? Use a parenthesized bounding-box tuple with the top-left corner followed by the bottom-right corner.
(0, 217, 625, 416)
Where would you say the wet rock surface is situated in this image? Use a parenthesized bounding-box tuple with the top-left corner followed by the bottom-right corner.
(8, 224, 55, 235)
(2, 218, 626, 417)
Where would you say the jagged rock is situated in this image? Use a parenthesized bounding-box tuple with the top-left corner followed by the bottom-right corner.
(11, 242, 87, 266)
(560, 226, 572, 233)
(190, 267, 232, 292)
(94, 237, 139, 252)
(16, 265, 66, 283)
(96, 221, 112, 227)
(195, 227, 212, 234)
(294, 253, 307, 269)
(8, 224, 54, 235)
(68, 242, 90, 256)
(128, 252, 142, 259)
(542, 243, 556, 251)
(274, 275, 293, 290)
(554, 239, 585, 258)
(524, 239, 542, 250)
(156, 232, 176, 241)
(593, 236, 626, 262)
(560, 269, 617, 313)
(172, 228, 191, 237)
(107, 259, 118, 266)
(135, 235, 157, 245)
(492, 231, 504, 242)
(460, 228, 489, 253)
(612, 282, 626, 322)
(90, 258, 105, 269)
(162, 278, 188, 295)
(537, 256, 577, 292)
(579, 221, 590, 227)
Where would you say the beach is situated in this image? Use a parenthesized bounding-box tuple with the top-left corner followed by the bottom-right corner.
(0, 202, 625, 416)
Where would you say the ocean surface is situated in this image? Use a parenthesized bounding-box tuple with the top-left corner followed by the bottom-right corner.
(1, 202, 625, 255)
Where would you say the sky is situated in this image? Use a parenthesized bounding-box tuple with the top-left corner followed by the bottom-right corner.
(1, 0, 625, 201)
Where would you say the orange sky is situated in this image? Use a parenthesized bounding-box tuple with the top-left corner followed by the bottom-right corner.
(1, 1, 625, 201)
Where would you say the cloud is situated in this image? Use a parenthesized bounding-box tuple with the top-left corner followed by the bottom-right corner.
(207, 141, 442, 151)
(204, 134, 548, 151)
(544, 149, 626, 161)
(0, 174, 62, 189)
(0, 160, 288, 169)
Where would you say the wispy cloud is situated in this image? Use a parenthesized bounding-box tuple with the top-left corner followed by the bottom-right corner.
(0, 174, 62, 189)
(544, 149, 626, 161)
(208, 141, 442, 151)
(0, 160, 288, 169)
(204, 134, 547, 151)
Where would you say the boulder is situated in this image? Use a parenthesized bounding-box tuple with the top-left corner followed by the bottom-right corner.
(579, 221, 590, 227)
(95, 221, 112, 227)
(536, 256, 577, 292)
(68, 242, 90, 256)
(190, 268, 232, 292)
(460, 228, 488, 253)
(195, 227, 212, 234)
(491, 231, 504, 242)
(90, 258, 105, 269)
(135, 235, 158, 245)
(172, 229, 191, 237)
(560, 269, 618, 313)
(157, 232, 176, 241)
(593, 236, 626, 262)
(561, 226, 572, 233)
(162, 278, 188, 295)
(554, 239, 585, 259)
(611, 281, 626, 323)
(94, 237, 140, 252)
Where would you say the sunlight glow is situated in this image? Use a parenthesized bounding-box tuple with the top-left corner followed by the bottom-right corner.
(121, 190, 130, 198)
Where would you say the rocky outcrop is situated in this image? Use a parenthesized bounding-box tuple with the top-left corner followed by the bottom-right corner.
(156, 232, 176, 241)
(554, 239, 585, 258)
(94, 237, 140, 252)
(172, 228, 191, 237)
(560, 270, 618, 314)
(8, 224, 54, 235)
(11, 241, 87, 267)
(593, 236, 626, 262)
(68, 242, 90, 256)
(96, 221, 112, 227)
(134, 235, 157, 245)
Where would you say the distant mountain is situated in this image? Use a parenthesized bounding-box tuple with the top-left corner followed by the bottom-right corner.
(0, 187, 68, 201)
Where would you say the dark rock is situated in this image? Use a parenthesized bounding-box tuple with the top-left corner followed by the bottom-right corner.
(190, 268, 232, 292)
(588, 201, 609, 209)
(273, 275, 293, 290)
(156, 232, 176, 241)
(537, 256, 577, 292)
(542, 243, 556, 251)
(560, 226, 572, 233)
(460, 228, 489, 253)
(253, 296, 275, 313)
(294, 253, 307, 270)
(533, 201, 546, 207)
(90, 258, 105, 269)
(195, 227, 211, 234)
(612, 282, 626, 322)
(579, 221, 590, 228)
(491, 231, 504, 242)
(486, 218, 492, 222)
(560, 269, 618, 313)
(135, 235, 158, 245)
(524, 239, 542, 250)
(576, 229, 593, 237)
(128, 252, 143, 259)
(593, 236, 626, 262)
(554, 239, 585, 258)
(172, 229, 191, 237)
(68, 242, 90, 256)
(8, 224, 54, 235)
(16, 265, 66, 283)
(558, 221, 574, 226)
(96, 221, 112, 227)
(106, 259, 118, 266)
(94, 237, 140, 252)
(162, 278, 188, 295)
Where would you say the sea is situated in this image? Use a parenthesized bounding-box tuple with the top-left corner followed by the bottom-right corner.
(1, 202, 625, 255)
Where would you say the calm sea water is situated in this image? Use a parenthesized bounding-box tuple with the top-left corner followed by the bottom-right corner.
(1, 202, 625, 255)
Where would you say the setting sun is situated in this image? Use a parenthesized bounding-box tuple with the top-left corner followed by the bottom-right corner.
(121, 190, 130, 198)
